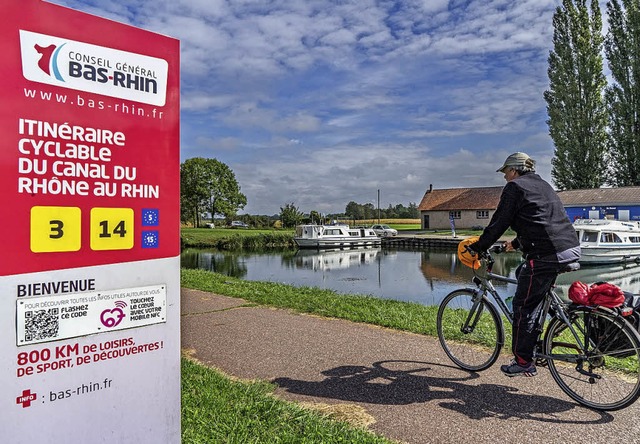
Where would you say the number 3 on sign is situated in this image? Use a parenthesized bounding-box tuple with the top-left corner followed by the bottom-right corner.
(30, 206, 81, 253)
(90, 208, 134, 251)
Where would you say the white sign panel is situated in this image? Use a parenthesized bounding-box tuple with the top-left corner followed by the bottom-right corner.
(17, 284, 167, 345)
(20, 30, 169, 106)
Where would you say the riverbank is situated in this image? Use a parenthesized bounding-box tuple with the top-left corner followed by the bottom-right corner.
(181, 227, 296, 249)
(179, 226, 498, 250)
(181, 268, 439, 335)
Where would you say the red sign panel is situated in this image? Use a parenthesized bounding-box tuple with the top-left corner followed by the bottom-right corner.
(0, 0, 180, 276)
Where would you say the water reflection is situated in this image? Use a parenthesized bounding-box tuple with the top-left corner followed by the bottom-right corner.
(290, 247, 381, 271)
(180, 247, 640, 306)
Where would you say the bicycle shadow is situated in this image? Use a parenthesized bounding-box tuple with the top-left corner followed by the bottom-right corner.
(272, 360, 614, 424)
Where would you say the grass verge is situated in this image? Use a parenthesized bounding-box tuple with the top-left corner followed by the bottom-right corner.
(181, 357, 392, 443)
(182, 228, 295, 249)
(181, 268, 439, 336)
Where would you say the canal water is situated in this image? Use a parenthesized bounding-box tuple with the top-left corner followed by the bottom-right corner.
(182, 247, 640, 306)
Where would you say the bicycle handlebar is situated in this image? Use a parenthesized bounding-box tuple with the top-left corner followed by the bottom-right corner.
(464, 242, 508, 274)
(464, 242, 506, 260)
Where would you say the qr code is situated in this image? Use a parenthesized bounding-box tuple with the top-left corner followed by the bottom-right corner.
(24, 308, 60, 341)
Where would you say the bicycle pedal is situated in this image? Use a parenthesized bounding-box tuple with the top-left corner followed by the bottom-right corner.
(535, 358, 548, 367)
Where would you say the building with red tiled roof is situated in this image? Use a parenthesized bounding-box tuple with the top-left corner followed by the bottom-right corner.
(417, 185, 640, 230)
(417, 185, 503, 230)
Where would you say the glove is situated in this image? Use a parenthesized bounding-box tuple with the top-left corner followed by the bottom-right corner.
(467, 242, 480, 254)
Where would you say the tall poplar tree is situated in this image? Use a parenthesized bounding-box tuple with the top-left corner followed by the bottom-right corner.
(544, 0, 608, 190)
(605, 0, 640, 186)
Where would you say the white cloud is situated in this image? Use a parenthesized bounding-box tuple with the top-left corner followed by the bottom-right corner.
(50, 0, 575, 214)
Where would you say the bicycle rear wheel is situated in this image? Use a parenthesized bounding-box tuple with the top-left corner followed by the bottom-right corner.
(437, 289, 503, 371)
(544, 308, 640, 411)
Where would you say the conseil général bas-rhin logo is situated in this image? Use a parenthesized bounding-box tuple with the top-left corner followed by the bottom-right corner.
(20, 30, 168, 107)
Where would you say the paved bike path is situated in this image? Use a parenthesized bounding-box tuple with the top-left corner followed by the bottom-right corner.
(181, 288, 640, 444)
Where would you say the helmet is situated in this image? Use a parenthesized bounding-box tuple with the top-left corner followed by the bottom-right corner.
(457, 236, 481, 270)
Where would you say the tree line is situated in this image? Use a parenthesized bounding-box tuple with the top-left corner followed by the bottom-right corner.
(546, 0, 640, 189)
(180, 157, 419, 228)
(278, 201, 420, 228)
(344, 201, 419, 220)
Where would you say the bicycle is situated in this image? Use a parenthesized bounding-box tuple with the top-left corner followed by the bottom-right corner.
(436, 244, 640, 411)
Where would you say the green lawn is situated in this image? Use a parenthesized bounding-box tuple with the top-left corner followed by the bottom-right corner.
(182, 358, 391, 443)
(388, 223, 421, 230)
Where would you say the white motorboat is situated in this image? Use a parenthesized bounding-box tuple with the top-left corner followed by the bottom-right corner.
(294, 224, 381, 249)
(573, 219, 640, 265)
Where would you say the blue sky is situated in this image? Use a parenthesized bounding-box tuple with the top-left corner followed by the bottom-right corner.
(48, 0, 595, 215)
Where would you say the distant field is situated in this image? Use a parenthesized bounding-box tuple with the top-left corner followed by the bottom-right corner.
(354, 219, 420, 231)
(355, 219, 420, 225)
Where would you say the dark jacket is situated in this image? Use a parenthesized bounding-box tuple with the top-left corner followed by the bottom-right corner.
(471, 173, 579, 260)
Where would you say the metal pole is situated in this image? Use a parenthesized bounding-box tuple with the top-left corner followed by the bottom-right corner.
(377, 189, 380, 224)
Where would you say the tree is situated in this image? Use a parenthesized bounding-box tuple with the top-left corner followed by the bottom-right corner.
(407, 202, 419, 218)
(180, 158, 208, 226)
(180, 158, 247, 227)
(345, 201, 364, 220)
(605, 0, 640, 186)
(279, 202, 304, 228)
(544, 0, 608, 190)
(363, 203, 376, 220)
(309, 210, 322, 224)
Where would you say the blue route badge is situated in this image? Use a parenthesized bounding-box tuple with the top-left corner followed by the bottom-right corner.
(142, 230, 159, 248)
(142, 208, 159, 226)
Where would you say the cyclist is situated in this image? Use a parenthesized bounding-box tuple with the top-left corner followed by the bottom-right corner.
(468, 152, 580, 377)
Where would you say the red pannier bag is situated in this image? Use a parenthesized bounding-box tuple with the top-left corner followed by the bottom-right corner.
(568, 281, 625, 308)
(568, 281, 590, 305)
(588, 282, 625, 308)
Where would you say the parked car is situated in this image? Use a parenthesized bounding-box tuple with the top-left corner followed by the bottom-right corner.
(230, 220, 249, 229)
(371, 224, 398, 237)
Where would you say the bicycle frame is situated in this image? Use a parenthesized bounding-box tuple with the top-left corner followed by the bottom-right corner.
(471, 259, 589, 364)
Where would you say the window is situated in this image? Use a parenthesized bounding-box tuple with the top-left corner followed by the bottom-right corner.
(449, 211, 461, 219)
(629, 236, 640, 243)
(600, 232, 622, 243)
(476, 210, 489, 219)
(581, 231, 598, 243)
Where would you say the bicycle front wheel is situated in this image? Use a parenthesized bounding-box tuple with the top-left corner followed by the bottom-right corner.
(544, 308, 640, 411)
(437, 289, 503, 371)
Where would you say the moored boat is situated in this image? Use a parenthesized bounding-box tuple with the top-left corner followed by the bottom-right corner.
(294, 224, 381, 249)
(573, 219, 640, 265)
